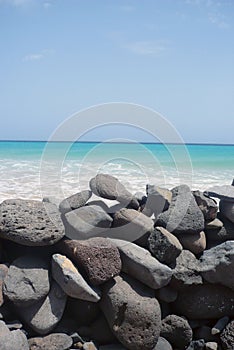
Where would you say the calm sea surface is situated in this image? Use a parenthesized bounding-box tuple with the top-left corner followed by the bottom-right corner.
(0, 141, 233, 202)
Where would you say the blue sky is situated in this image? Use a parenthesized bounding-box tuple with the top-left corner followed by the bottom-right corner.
(0, 0, 234, 143)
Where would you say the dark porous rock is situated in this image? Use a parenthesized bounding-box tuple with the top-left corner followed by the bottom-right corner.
(112, 208, 154, 242)
(61, 237, 121, 286)
(64, 205, 113, 240)
(155, 286, 178, 303)
(89, 173, 139, 209)
(156, 185, 204, 235)
(110, 239, 172, 289)
(59, 190, 92, 214)
(28, 333, 73, 350)
(193, 190, 218, 221)
(205, 214, 234, 243)
(186, 339, 205, 350)
(219, 199, 234, 223)
(200, 241, 234, 290)
(148, 226, 182, 266)
(3, 255, 50, 306)
(19, 280, 67, 335)
(100, 274, 161, 350)
(205, 185, 234, 202)
(0, 264, 8, 306)
(0, 329, 29, 350)
(66, 298, 100, 326)
(220, 320, 234, 349)
(143, 185, 172, 217)
(212, 316, 229, 335)
(171, 250, 202, 289)
(173, 284, 234, 319)
(51, 254, 101, 302)
(154, 336, 172, 350)
(161, 314, 193, 349)
(0, 199, 64, 246)
(177, 231, 206, 255)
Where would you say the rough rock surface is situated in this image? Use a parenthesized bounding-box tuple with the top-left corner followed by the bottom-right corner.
(219, 200, 234, 223)
(0, 329, 29, 350)
(59, 190, 92, 214)
(28, 333, 73, 350)
(0, 199, 64, 246)
(3, 255, 50, 306)
(161, 314, 193, 349)
(205, 214, 234, 243)
(89, 173, 139, 209)
(154, 336, 173, 350)
(110, 239, 172, 289)
(51, 254, 101, 301)
(100, 274, 161, 350)
(178, 231, 206, 255)
(148, 226, 182, 266)
(143, 185, 172, 217)
(61, 238, 121, 286)
(220, 320, 234, 350)
(0, 264, 8, 306)
(193, 190, 218, 221)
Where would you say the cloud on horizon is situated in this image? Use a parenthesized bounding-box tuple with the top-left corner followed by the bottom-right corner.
(124, 41, 166, 56)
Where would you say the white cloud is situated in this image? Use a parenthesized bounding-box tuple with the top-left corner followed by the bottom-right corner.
(22, 49, 54, 62)
(124, 41, 166, 56)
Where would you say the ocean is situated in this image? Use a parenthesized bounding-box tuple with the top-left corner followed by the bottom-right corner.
(0, 141, 233, 202)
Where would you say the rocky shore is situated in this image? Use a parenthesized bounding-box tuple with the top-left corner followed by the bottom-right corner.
(0, 174, 234, 349)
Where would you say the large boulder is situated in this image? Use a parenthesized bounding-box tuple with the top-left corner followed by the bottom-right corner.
(100, 274, 161, 350)
(110, 239, 172, 289)
(193, 191, 218, 221)
(59, 190, 92, 214)
(156, 185, 204, 235)
(220, 320, 234, 350)
(143, 185, 172, 217)
(0, 328, 29, 350)
(89, 173, 139, 209)
(28, 333, 73, 350)
(219, 200, 234, 223)
(205, 214, 234, 243)
(161, 314, 193, 349)
(0, 199, 64, 246)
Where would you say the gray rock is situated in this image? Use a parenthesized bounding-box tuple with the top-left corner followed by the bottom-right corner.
(205, 343, 218, 350)
(100, 274, 161, 350)
(52, 254, 101, 302)
(0, 199, 64, 246)
(178, 231, 206, 255)
(219, 200, 234, 223)
(112, 208, 154, 242)
(200, 241, 234, 290)
(89, 173, 139, 209)
(193, 191, 218, 221)
(0, 320, 10, 337)
(172, 250, 202, 289)
(205, 218, 223, 229)
(59, 190, 92, 214)
(42, 196, 61, 207)
(64, 205, 113, 240)
(19, 280, 67, 335)
(220, 320, 234, 349)
(3, 255, 50, 306)
(110, 239, 172, 289)
(99, 345, 126, 350)
(0, 329, 29, 350)
(61, 238, 121, 286)
(66, 298, 100, 326)
(28, 333, 73, 350)
(86, 200, 110, 212)
(156, 185, 204, 235)
(161, 314, 193, 349)
(211, 316, 229, 335)
(173, 284, 234, 319)
(205, 185, 234, 202)
(148, 227, 182, 266)
(193, 326, 219, 343)
(0, 264, 8, 307)
(205, 214, 234, 243)
(83, 342, 98, 350)
(154, 337, 172, 350)
(186, 339, 205, 350)
(143, 185, 172, 217)
(155, 286, 178, 303)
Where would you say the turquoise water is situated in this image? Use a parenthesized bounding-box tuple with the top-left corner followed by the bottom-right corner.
(0, 141, 233, 201)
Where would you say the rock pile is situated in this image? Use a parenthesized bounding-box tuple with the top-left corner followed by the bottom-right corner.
(0, 174, 234, 349)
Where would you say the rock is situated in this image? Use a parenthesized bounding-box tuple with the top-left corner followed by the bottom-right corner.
(186, 339, 205, 350)
(0, 199, 64, 246)
(211, 316, 229, 335)
(110, 239, 172, 289)
(205, 185, 234, 201)
(3, 255, 50, 306)
(86, 200, 110, 212)
(205, 342, 218, 350)
(51, 254, 101, 302)
(66, 298, 100, 326)
(0, 264, 8, 306)
(0, 320, 10, 336)
(28, 333, 73, 350)
(100, 274, 161, 350)
(154, 337, 173, 350)
(89, 174, 139, 209)
(193, 191, 218, 221)
(143, 185, 172, 217)
(59, 190, 92, 214)
(220, 320, 234, 349)
(173, 284, 234, 319)
(205, 214, 234, 243)
(156, 185, 204, 235)
(155, 286, 178, 303)
(42, 196, 61, 207)
(148, 227, 182, 266)
(0, 329, 29, 350)
(161, 314, 193, 349)
(64, 205, 113, 240)
(112, 208, 154, 242)
(194, 326, 219, 343)
(99, 345, 126, 350)
(205, 218, 223, 229)
(172, 250, 202, 289)
(61, 238, 121, 286)
(178, 231, 206, 255)
(200, 241, 234, 290)
(19, 280, 67, 335)
(219, 200, 234, 223)
(83, 342, 98, 350)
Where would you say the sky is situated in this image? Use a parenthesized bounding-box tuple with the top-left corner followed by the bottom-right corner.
(0, 0, 234, 143)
